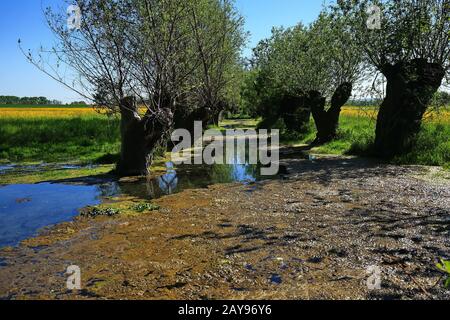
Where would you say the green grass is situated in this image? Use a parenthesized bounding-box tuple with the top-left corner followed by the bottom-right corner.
(0, 116, 121, 164)
(1, 109, 448, 169)
(279, 114, 450, 168)
(0, 165, 115, 185)
(391, 124, 450, 168)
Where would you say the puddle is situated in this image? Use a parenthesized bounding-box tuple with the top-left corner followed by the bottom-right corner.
(0, 160, 273, 248)
(117, 161, 271, 199)
(0, 183, 106, 247)
(0, 144, 287, 248)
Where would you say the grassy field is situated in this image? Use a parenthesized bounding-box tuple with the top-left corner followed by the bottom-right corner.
(0, 105, 449, 169)
(0, 107, 120, 164)
(289, 106, 450, 169)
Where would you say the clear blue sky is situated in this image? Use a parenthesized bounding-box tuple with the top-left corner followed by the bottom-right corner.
(0, 0, 328, 103)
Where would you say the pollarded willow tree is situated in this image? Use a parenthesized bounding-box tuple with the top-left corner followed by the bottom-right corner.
(304, 11, 364, 144)
(251, 25, 312, 133)
(173, 0, 246, 138)
(249, 9, 363, 142)
(337, 0, 450, 157)
(22, 0, 245, 176)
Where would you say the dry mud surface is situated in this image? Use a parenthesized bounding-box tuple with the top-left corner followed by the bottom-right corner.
(0, 157, 449, 300)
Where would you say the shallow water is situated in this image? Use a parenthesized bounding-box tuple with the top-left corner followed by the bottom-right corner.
(0, 155, 279, 248)
(0, 183, 104, 247)
(118, 161, 267, 199)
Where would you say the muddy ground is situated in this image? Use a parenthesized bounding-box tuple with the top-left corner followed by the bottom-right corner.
(0, 155, 449, 300)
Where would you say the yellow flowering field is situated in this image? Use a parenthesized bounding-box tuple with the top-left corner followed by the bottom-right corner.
(341, 106, 450, 124)
(1, 106, 449, 123)
(0, 107, 107, 119)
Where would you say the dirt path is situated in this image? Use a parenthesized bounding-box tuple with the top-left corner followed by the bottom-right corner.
(0, 156, 449, 300)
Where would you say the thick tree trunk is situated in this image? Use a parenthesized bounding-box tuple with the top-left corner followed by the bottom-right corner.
(117, 97, 149, 176)
(374, 59, 445, 158)
(117, 97, 173, 176)
(280, 94, 311, 133)
(311, 82, 352, 145)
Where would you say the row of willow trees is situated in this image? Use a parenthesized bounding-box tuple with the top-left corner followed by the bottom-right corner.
(25, 0, 449, 176)
(241, 0, 449, 157)
(24, 0, 246, 175)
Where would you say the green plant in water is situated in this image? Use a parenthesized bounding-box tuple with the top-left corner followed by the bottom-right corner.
(131, 202, 160, 213)
(436, 259, 450, 288)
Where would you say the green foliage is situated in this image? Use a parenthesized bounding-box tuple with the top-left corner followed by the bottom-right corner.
(242, 8, 363, 134)
(436, 259, 450, 288)
(0, 104, 89, 109)
(238, 69, 260, 117)
(431, 91, 450, 109)
(81, 206, 121, 218)
(392, 124, 450, 167)
(337, 0, 450, 74)
(258, 118, 313, 142)
(131, 202, 160, 213)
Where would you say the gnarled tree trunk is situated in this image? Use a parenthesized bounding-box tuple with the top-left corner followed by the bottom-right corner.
(117, 97, 148, 176)
(117, 97, 173, 176)
(311, 82, 352, 145)
(374, 59, 445, 158)
(280, 94, 311, 133)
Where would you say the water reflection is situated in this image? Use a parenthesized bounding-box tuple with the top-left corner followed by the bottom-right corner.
(118, 149, 267, 199)
(158, 162, 179, 195)
(0, 145, 280, 248)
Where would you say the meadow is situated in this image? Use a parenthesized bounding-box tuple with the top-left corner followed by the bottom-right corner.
(0, 107, 120, 164)
(268, 106, 450, 169)
(0, 105, 449, 169)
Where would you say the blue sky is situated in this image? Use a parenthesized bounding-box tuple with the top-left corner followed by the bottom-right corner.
(0, 0, 328, 103)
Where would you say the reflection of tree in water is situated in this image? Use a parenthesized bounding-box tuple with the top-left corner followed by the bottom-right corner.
(96, 182, 121, 198)
(158, 162, 178, 195)
(215, 143, 259, 183)
(116, 148, 261, 200)
(209, 163, 257, 184)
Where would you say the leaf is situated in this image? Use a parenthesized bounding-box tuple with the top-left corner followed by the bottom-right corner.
(445, 277, 450, 289)
(443, 260, 450, 272)
(436, 259, 450, 274)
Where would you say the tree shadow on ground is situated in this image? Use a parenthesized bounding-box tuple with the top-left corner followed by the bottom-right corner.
(280, 151, 423, 187)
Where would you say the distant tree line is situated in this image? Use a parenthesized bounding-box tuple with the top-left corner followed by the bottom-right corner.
(0, 96, 90, 106)
(0, 96, 62, 105)
(346, 92, 450, 107)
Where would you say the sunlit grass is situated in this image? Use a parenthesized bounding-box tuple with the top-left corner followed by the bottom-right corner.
(1, 105, 448, 168)
(281, 106, 450, 168)
(0, 107, 120, 163)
